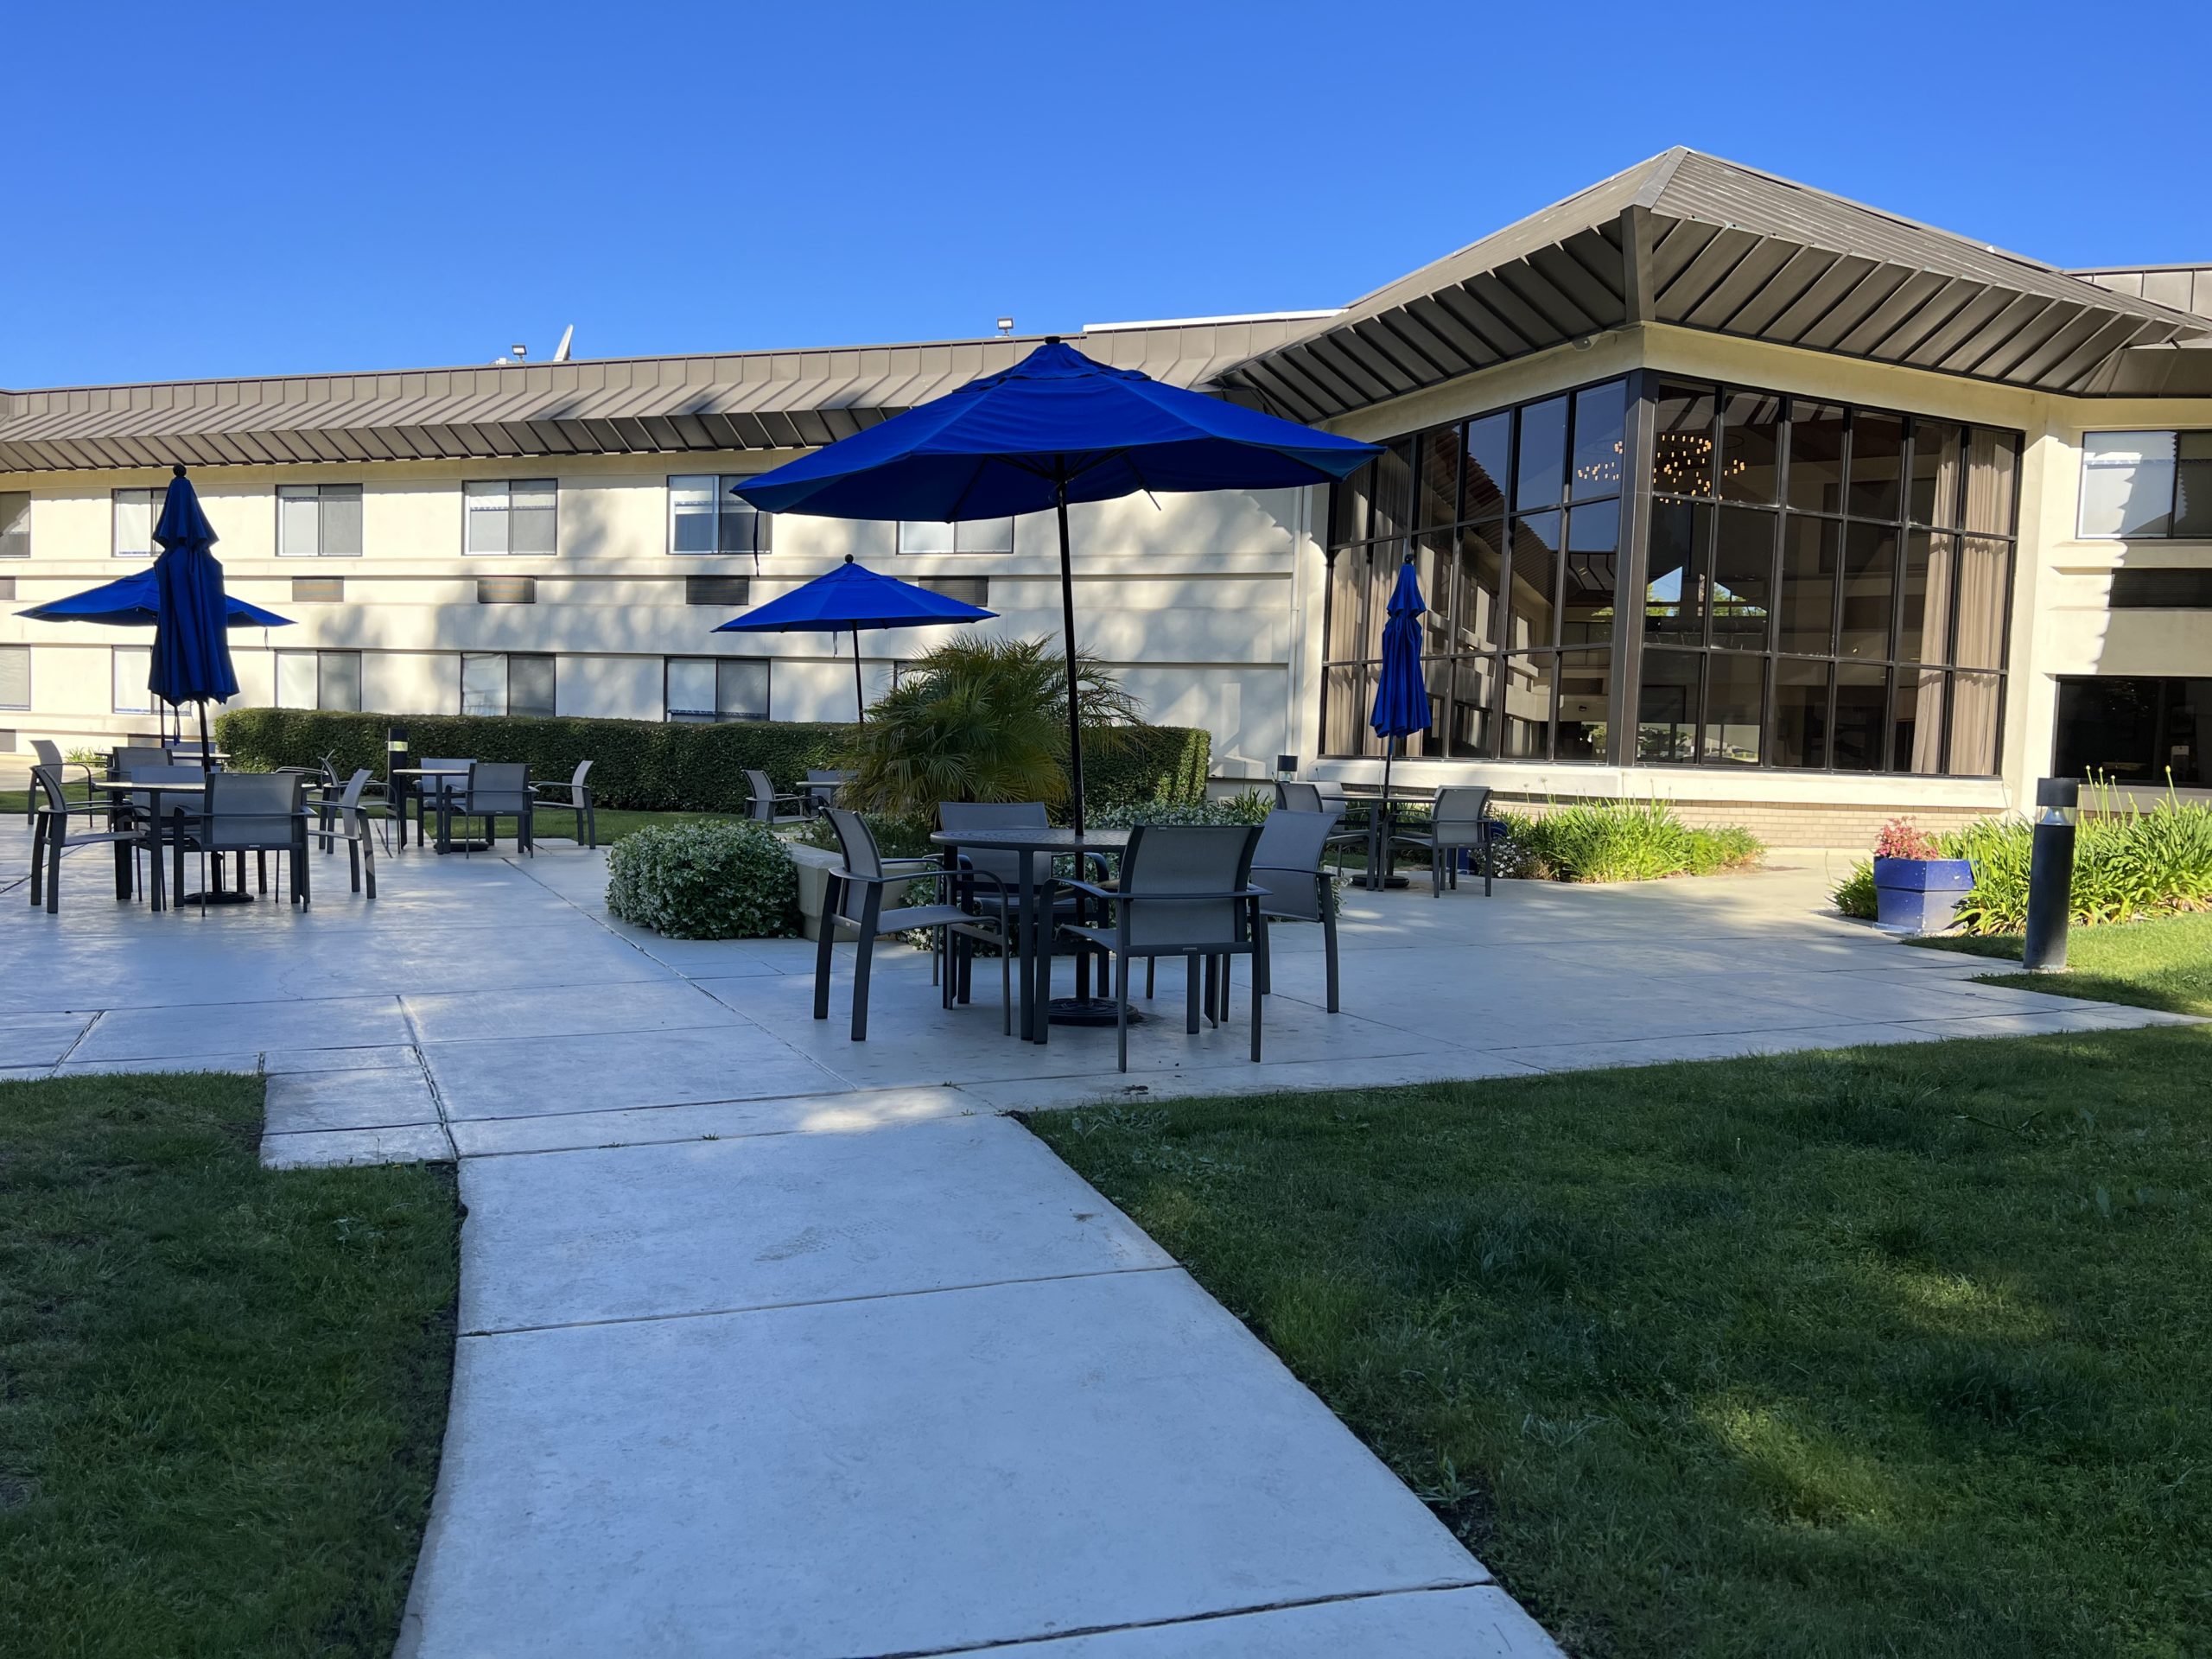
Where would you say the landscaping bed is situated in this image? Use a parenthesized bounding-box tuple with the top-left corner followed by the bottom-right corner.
(0, 1071, 461, 1656)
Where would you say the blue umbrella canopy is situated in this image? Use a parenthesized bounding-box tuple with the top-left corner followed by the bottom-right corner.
(148, 467, 239, 709)
(1370, 558, 1433, 743)
(18, 568, 291, 630)
(733, 339, 1379, 828)
(713, 556, 995, 721)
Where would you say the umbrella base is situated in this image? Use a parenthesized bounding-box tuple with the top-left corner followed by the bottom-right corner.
(1048, 996, 1147, 1029)
(180, 890, 255, 907)
(1350, 873, 1411, 890)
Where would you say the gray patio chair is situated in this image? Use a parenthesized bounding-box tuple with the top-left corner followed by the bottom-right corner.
(412, 758, 474, 841)
(804, 769, 855, 815)
(747, 768, 809, 827)
(1389, 784, 1496, 897)
(1053, 823, 1269, 1072)
(935, 800, 1104, 1010)
(531, 759, 596, 847)
(813, 806, 1009, 1041)
(1274, 779, 1365, 875)
(444, 761, 533, 855)
(315, 769, 381, 897)
(111, 745, 169, 778)
(28, 765, 143, 913)
(27, 741, 104, 829)
(1250, 807, 1345, 1013)
(195, 771, 310, 906)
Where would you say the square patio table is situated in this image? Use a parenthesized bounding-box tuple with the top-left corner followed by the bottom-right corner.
(928, 824, 1131, 1044)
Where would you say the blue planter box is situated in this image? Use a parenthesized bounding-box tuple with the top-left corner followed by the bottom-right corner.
(1872, 855, 1975, 933)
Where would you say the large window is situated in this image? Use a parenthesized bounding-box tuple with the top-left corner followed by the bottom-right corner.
(112, 487, 166, 557)
(112, 645, 152, 715)
(2053, 677, 2205, 786)
(1322, 378, 1626, 759)
(669, 476, 772, 557)
(464, 480, 557, 556)
(2080, 432, 2212, 539)
(0, 646, 28, 712)
(0, 493, 29, 558)
(277, 483, 363, 557)
(665, 657, 769, 722)
(461, 652, 556, 718)
(276, 649, 362, 712)
(897, 518, 1014, 555)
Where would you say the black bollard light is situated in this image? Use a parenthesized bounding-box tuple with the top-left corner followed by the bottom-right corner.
(2023, 778, 2078, 973)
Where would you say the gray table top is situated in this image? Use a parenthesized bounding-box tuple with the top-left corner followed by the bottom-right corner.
(928, 825, 1133, 852)
(90, 778, 207, 791)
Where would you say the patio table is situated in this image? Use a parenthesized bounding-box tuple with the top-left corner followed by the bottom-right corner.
(928, 824, 1130, 1045)
(387, 766, 471, 851)
(87, 777, 216, 912)
(1335, 780, 1438, 890)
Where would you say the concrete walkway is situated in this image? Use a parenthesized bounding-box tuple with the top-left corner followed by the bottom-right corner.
(0, 825, 2186, 1656)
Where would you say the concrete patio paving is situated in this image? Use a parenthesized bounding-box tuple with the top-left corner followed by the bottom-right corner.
(0, 822, 2188, 1656)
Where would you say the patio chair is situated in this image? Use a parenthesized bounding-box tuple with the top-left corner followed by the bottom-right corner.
(1250, 807, 1345, 1014)
(935, 799, 1104, 1009)
(531, 760, 597, 848)
(813, 806, 1008, 1041)
(1389, 784, 1496, 897)
(1052, 823, 1269, 1072)
(315, 769, 381, 897)
(111, 745, 169, 778)
(443, 762, 533, 855)
(747, 768, 809, 828)
(1274, 779, 1365, 876)
(27, 741, 103, 829)
(194, 772, 310, 906)
(412, 758, 473, 841)
(804, 769, 855, 815)
(28, 765, 143, 913)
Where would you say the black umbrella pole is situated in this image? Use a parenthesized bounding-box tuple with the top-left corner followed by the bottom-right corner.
(853, 630, 866, 724)
(1055, 476, 1085, 836)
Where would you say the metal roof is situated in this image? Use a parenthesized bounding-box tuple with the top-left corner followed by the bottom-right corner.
(1220, 149, 2212, 421)
(0, 318, 1313, 474)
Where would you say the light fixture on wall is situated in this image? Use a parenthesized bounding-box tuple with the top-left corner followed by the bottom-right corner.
(995, 317, 1014, 337)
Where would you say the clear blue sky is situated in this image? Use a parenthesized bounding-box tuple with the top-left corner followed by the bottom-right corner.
(10, 0, 2209, 389)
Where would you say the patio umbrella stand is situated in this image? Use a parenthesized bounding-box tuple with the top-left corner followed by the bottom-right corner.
(149, 467, 251, 904)
(1357, 555, 1433, 891)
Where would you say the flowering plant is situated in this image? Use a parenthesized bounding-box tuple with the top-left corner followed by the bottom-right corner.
(1873, 817, 1943, 861)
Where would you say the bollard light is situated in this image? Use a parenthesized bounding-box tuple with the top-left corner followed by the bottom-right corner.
(2023, 778, 2078, 973)
(1274, 753, 1299, 779)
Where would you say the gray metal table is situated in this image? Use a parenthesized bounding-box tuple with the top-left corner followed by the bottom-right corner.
(929, 824, 1131, 1044)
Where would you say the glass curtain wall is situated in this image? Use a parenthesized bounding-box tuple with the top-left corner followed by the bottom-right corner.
(1322, 378, 1627, 759)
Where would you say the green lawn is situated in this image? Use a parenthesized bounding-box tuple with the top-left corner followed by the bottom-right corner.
(0, 1071, 461, 1657)
(1912, 909, 2212, 1018)
(1031, 930, 2212, 1656)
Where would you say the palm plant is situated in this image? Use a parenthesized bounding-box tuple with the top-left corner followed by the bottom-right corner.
(841, 635, 1145, 822)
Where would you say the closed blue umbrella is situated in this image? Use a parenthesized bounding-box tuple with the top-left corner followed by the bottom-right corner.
(1364, 556, 1432, 889)
(149, 467, 238, 720)
(734, 339, 1378, 830)
(712, 555, 995, 721)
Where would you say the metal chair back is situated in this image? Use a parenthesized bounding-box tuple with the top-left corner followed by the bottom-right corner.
(464, 762, 530, 815)
(32, 739, 63, 770)
(30, 764, 68, 817)
(1429, 785, 1493, 849)
(420, 759, 472, 798)
(1116, 823, 1261, 953)
(745, 768, 782, 821)
(822, 807, 892, 929)
(1274, 779, 1325, 811)
(565, 759, 593, 796)
(205, 772, 302, 851)
(937, 800, 1048, 888)
(1250, 809, 1341, 922)
(113, 747, 169, 777)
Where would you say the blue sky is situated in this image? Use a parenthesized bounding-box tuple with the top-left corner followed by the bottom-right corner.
(10, 0, 2209, 389)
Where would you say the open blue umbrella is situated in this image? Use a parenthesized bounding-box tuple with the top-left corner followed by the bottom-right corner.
(734, 338, 1379, 830)
(1364, 556, 1433, 889)
(713, 555, 995, 721)
(18, 568, 291, 630)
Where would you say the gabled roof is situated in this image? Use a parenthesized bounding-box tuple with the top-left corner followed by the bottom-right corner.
(1221, 149, 2211, 420)
(0, 317, 1313, 474)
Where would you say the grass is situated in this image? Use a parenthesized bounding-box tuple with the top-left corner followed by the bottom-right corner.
(1913, 909, 2212, 1019)
(1031, 957, 2212, 1653)
(0, 1071, 461, 1656)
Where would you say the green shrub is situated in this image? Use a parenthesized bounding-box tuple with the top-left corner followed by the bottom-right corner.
(1492, 799, 1764, 883)
(1834, 859, 1878, 919)
(214, 706, 1210, 820)
(1090, 788, 1271, 829)
(1942, 791, 2212, 934)
(604, 820, 798, 939)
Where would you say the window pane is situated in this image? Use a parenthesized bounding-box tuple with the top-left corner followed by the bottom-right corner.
(1710, 506, 1775, 651)
(1322, 664, 1363, 757)
(1910, 421, 1964, 526)
(320, 486, 363, 556)
(1847, 411, 1904, 520)
(465, 480, 510, 555)
(1704, 652, 1764, 766)
(1897, 531, 1955, 664)
(666, 658, 715, 718)
(1953, 537, 2010, 670)
(1415, 426, 1459, 528)
(1554, 649, 1611, 760)
(1451, 523, 1503, 653)
(1643, 499, 1709, 647)
(899, 520, 957, 554)
(719, 502, 764, 556)
(2176, 432, 2212, 538)
(955, 518, 1014, 554)
(276, 652, 318, 709)
(1370, 439, 1414, 540)
(1325, 547, 1366, 660)
(1413, 537, 1452, 660)
(1504, 512, 1560, 651)
(1499, 652, 1554, 758)
(1771, 660, 1831, 769)
(1635, 648, 1700, 763)
(509, 655, 556, 719)
(670, 477, 717, 553)
(1463, 413, 1510, 517)
(1448, 654, 1496, 757)
(319, 652, 362, 713)
(1778, 515, 1839, 653)
(2154, 677, 2202, 786)
(0, 645, 31, 709)
(1833, 664, 1888, 771)
(1515, 397, 1567, 511)
(113, 646, 151, 715)
(1949, 671, 2000, 774)
(1404, 655, 1452, 758)
(1719, 391, 1782, 504)
(1839, 521, 1896, 658)
(512, 480, 557, 556)
(1891, 667, 1947, 774)
(461, 653, 507, 717)
(1360, 542, 1399, 660)
(278, 486, 320, 556)
(1786, 400, 1847, 514)
(2053, 677, 2162, 783)
(1652, 381, 1716, 498)
(1570, 380, 1626, 501)
(1963, 429, 2018, 535)
(0, 492, 29, 558)
(1561, 501, 1618, 648)
(1330, 461, 1373, 544)
(114, 490, 156, 556)
(717, 659, 770, 721)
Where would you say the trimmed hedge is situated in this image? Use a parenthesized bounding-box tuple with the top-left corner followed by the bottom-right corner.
(213, 708, 1212, 817)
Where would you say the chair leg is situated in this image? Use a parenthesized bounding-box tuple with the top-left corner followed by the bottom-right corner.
(1432, 847, 1442, 897)
(361, 827, 377, 901)
(584, 797, 597, 850)
(999, 935, 1012, 1035)
(29, 819, 45, 907)
(1250, 931, 1265, 1064)
(1321, 899, 1340, 1014)
(46, 834, 62, 915)
(348, 840, 362, 893)
(813, 879, 839, 1020)
(1484, 830, 1495, 897)
(1255, 923, 1272, 995)
(1116, 954, 1130, 1072)
(1185, 955, 1201, 1034)
(849, 890, 882, 1042)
